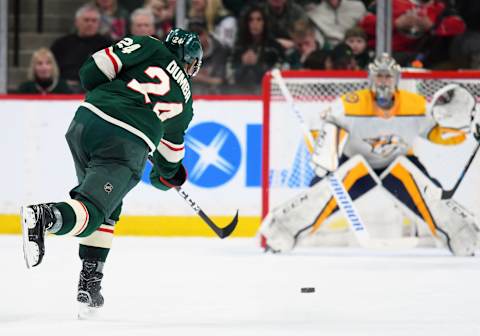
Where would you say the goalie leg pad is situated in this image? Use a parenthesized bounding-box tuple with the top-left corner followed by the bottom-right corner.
(428, 199, 478, 256)
(260, 155, 379, 252)
(381, 156, 478, 256)
(381, 156, 439, 236)
(259, 179, 333, 252)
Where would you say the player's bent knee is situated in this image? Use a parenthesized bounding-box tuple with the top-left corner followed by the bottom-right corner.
(69, 197, 106, 237)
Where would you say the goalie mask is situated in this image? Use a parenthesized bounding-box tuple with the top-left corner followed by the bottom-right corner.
(164, 28, 203, 77)
(430, 84, 476, 131)
(368, 53, 401, 109)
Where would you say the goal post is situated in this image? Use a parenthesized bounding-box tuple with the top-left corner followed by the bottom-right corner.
(261, 70, 480, 221)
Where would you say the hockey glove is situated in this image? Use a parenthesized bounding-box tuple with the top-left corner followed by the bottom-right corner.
(310, 123, 349, 177)
(431, 84, 476, 131)
(150, 164, 187, 191)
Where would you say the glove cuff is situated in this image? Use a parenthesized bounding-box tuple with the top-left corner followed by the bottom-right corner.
(154, 164, 188, 190)
(159, 176, 178, 189)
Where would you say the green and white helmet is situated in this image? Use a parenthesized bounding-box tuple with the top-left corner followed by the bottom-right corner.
(368, 53, 401, 108)
(164, 28, 203, 77)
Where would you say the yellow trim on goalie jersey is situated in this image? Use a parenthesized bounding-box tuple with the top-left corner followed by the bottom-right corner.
(427, 126, 466, 145)
(390, 163, 437, 236)
(0, 214, 260, 237)
(341, 89, 426, 117)
(310, 162, 369, 234)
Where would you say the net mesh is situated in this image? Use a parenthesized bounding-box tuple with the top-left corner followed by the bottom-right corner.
(269, 77, 480, 102)
(264, 71, 480, 213)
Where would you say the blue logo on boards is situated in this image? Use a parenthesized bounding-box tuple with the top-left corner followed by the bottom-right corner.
(184, 122, 241, 187)
(141, 122, 242, 188)
(140, 122, 316, 189)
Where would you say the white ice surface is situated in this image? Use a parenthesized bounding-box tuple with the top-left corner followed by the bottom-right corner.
(1, 235, 480, 336)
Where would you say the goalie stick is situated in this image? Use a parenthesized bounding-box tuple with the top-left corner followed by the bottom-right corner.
(148, 158, 238, 238)
(441, 142, 480, 199)
(271, 69, 418, 249)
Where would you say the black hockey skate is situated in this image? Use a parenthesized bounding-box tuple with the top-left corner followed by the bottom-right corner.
(21, 204, 57, 268)
(77, 259, 104, 319)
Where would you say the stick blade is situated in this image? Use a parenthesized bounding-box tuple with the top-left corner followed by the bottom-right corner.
(218, 210, 239, 239)
(200, 209, 239, 239)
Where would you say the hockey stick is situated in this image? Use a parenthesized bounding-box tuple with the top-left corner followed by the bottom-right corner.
(174, 186, 239, 239)
(272, 69, 418, 249)
(148, 158, 238, 239)
(441, 142, 480, 199)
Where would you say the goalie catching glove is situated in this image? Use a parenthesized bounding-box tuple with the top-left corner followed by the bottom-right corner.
(430, 84, 477, 132)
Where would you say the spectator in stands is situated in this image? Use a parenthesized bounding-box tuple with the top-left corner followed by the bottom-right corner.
(232, 4, 284, 94)
(50, 4, 112, 93)
(16, 48, 72, 94)
(188, 0, 237, 50)
(290, 19, 324, 67)
(262, 0, 308, 52)
(130, 7, 156, 36)
(449, 0, 480, 69)
(359, 0, 374, 8)
(118, 0, 143, 14)
(144, 0, 174, 39)
(325, 42, 358, 70)
(306, 0, 366, 49)
(223, 0, 255, 18)
(188, 19, 229, 94)
(303, 49, 329, 69)
(344, 26, 373, 69)
(296, 0, 322, 11)
(360, 0, 465, 67)
(168, 0, 176, 13)
(95, 0, 130, 41)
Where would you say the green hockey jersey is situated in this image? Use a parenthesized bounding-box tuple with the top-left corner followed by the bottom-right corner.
(78, 35, 193, 180)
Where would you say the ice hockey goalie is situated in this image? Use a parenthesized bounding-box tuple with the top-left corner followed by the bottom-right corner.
(260, 54, 480, 256)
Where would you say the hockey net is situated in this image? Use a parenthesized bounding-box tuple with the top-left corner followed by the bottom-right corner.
(261, 70, 480, 227)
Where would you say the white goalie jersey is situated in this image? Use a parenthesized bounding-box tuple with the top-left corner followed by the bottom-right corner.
(315, 88, 465, 170)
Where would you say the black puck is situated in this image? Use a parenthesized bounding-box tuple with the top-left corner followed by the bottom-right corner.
(301, 287, 315, 293)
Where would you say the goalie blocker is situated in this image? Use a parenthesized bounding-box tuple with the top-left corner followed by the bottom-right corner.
(260, 152, 479, 256)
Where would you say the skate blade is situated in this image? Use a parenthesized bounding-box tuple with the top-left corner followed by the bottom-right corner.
(21, 206, 38, 269)
(78, 302, 101, 320)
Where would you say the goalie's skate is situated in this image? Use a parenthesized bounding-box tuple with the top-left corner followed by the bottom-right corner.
(77, 259, 104, 320)
(21, 204, 56, 268)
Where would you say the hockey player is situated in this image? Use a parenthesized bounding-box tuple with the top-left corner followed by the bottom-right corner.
(260, 53, 479, 256)
(21, 28, 203, 316)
